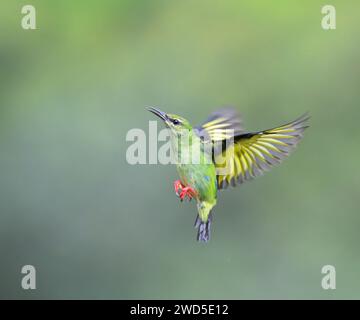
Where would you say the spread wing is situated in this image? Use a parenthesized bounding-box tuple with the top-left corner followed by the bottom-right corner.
(194, 108, 244, 142)
(215, 113, 310, 189)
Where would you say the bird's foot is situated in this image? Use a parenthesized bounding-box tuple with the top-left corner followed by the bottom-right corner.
(173, 180, 196, 201)
(174, 180, 184, 197)
(179, 186, 196, 201)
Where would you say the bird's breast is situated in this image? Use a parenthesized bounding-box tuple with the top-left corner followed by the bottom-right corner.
(176, 164, 217, 201)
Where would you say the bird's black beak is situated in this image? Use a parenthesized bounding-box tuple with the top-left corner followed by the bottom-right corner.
(147, 106, 168, 122)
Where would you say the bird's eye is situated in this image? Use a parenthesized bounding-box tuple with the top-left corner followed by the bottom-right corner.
(172, 119, 180, 125)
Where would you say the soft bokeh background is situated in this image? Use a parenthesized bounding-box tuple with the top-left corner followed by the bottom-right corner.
(1, 0, 359, 299)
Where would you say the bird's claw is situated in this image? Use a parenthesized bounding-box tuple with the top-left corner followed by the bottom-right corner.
(173, 180, 196, 201)
(174, 180, 183, 197)
(179, 187, 196, 201)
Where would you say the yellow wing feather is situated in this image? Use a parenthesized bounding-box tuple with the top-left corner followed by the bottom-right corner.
(195, 108, 244, 142)
(215, 114, 309, 189)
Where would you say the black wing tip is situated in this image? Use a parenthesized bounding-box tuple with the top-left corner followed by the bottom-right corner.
(292, 112, 311, 126)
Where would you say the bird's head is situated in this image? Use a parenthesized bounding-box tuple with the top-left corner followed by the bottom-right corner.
(147, 107, 192, 134)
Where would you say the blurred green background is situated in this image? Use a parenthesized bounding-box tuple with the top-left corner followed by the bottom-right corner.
(1, 0, 359, 299)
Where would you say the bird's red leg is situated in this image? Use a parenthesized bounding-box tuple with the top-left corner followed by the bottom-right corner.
(179, 186, 197, 201)
(173, 180, 184, 197)
(173, 180, 196, 201)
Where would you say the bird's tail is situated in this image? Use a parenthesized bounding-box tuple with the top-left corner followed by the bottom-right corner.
(194, 207, 213, 243)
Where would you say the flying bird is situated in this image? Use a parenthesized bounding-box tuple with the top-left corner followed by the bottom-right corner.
(148, 107, 309, 242)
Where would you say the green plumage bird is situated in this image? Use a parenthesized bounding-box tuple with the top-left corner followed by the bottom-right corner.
(148, 107, 309, 242)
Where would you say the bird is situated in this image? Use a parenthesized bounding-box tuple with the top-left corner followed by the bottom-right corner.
(148, 107, 309, 243)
